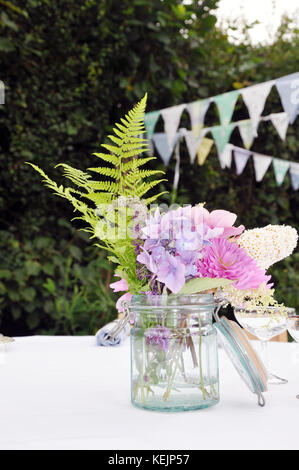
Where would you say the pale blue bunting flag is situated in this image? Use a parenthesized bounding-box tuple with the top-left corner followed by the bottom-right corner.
(289, 162, 299, 190)
(152, 132, 180, 166)
(276, 72, 299, 124)
(233, 147, 252, 175)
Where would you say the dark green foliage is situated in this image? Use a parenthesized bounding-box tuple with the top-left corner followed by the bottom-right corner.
(0, 1, 298, 335)
(0, 219, 117, 335)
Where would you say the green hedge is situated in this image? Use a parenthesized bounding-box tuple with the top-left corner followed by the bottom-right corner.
(0, 0, 298, 335)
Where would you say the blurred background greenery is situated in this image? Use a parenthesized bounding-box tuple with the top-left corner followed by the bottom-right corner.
(0, 0, 298, 336)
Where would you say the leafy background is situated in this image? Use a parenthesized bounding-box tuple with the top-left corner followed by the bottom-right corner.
(0, 0, 298, 335)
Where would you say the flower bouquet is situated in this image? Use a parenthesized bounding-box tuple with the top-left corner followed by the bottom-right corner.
(29, 95, 298, 411)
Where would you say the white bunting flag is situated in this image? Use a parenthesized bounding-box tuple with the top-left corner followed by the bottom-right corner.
(152, 132, 180, 166)
(233, 147, 252, 175)
(272, 158, 290, 186)
(187, 99, 210, 137)
(183, 129, 207, 164)
(289, 162, 299, 190)
(253, 153, 272, 182)
(241, 81, 274, 136)
(268, 112, 289, 141)
(161, 104, 185, 146)
(218, 143, 233, 169)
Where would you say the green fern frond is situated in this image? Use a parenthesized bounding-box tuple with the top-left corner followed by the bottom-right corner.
(144, 192, 169, 205)
(87, 167, 120, 179)
(55, 163, 92, 190)
(136, 179, 168, 198)
(92, 152, 119, 166)
(122, 157, 155, 171)
(27, 93, 168, 246)
(101, 143, 122, 155)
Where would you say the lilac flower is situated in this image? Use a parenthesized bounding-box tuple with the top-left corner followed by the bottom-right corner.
(177, 250, 199, 276)
(145, 326, 171, 351)
(175, 232, 203, 253)
(137, 248, 159, 274)
(141, 208, 162, 239)
(156, 251, 186, 294)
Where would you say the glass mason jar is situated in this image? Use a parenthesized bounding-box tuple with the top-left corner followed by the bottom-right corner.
(129, 294, 219, 412)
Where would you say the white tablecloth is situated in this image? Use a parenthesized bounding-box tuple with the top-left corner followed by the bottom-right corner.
(0, 336, 298, 450)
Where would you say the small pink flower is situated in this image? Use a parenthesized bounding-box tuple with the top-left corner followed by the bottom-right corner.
(110, 278, 132, 313)
(192, 206, 244, 239)
(110, 278, 129, 292)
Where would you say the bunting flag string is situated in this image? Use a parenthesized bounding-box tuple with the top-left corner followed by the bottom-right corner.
(148, 71, 299, 190)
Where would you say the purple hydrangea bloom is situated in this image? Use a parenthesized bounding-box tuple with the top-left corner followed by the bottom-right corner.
(156, 251, 186, 294)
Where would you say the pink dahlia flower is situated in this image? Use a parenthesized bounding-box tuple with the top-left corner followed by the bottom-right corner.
(196, 238, 272, 290)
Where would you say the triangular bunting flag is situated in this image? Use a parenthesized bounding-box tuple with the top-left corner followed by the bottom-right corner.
(152, 132, 180, 166)
(218, 144, 233, 169)
(238, 119, 254, 149)
(289, 162, 299, 190)
(187, 99, 210, 137)
(272, 158, 290, 186)
(269, 112, 289, 141)
(144, 110, 160, 141)
(253, 153, 272, 182)
(213, 90, 239, 125)
(241, 81, 274, 136)
(276, 72, 299, 124)
(161, 104, 185, 146)
(233, 147, 252, 175)
(210, 123, 235, 155)
(197, 138, 214, 166)
(183, 130, 204, 164)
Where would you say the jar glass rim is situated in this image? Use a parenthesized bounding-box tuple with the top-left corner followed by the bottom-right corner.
(129, 293, 217, 309)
